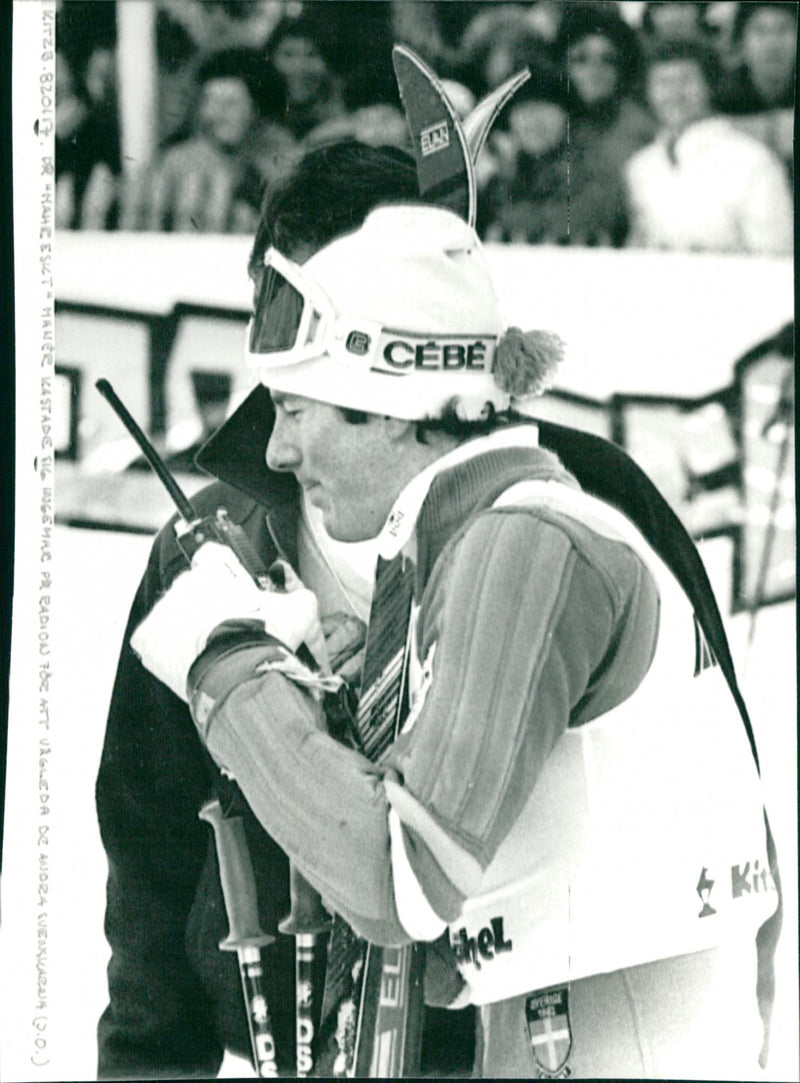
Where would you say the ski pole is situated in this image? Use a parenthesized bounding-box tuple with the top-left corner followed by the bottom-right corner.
(199, 799, 279, 1078)
(278, 865, 333, 1076)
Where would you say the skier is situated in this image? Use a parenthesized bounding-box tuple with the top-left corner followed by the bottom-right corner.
(97, 58, 781, 1082)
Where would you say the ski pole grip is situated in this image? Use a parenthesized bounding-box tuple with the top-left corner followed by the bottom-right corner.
(278, 864, 333, 937)
(199, 799, 275, 950)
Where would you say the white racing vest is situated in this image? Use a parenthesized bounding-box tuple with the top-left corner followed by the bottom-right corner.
(407, 480, 778, 1006)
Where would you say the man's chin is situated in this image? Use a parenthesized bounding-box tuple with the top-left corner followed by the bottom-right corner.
(323, 516, 351, 542)
(323, 514, 378, 545)
(317, 505, 344, 540)
(313, 495, 383, 543)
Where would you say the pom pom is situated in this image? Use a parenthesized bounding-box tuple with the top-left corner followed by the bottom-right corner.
(493, 327, 565, 398)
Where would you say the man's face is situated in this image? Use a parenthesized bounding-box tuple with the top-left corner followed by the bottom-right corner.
(646, 59, 711, 131)
(272, 36, 328, 104)
(509, 100, 567, 155)
(266, 392, 402, 541)
(648, 3, 704, 41)
(199, 77, 256, 150)
(742, 8, 797, 86)
(85, 47, 116, 107)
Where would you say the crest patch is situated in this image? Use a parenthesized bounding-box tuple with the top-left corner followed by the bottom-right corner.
(525, 985, 572, 1077)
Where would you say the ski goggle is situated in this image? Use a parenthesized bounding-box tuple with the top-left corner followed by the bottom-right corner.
(247, 245, 499, 381)
(246, 246, 435, 379)
(247, 246, 349, 365)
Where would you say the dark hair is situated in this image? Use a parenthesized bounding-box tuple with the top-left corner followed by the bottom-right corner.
(732, 1, 797, 42)
(266, 13, 338, 69)
(339, 401, 522, 445)
(342, 65, 402, 112)
(463, 16, 556, 98)
(248, 141, 419, 276)
(196, 48, 286, 121)
(216, 1, 255, 18)
(643, 37, 723, 91)
(554, 5, 643, 87)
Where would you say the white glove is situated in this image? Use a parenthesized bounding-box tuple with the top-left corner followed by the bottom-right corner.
(131, 542, 322, 701)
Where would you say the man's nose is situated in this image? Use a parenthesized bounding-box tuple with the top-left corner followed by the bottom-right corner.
(266, 417, 300, 473)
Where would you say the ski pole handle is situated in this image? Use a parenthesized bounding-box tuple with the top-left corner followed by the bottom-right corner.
(279, 865, 333, 1076)
(199, 799, 279, 1078)
(200, 799, 274, 949)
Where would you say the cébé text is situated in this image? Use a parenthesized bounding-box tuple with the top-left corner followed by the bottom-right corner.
(381, 339, 490, 371)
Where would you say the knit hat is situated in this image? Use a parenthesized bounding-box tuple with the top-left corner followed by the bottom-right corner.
(246, 203, 564, 420)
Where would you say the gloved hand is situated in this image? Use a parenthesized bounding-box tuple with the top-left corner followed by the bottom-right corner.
(321, 612, 367, 685)
(131, 542, 322, 701)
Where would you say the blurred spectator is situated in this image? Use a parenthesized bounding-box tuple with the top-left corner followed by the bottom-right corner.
(121, 49, 295, 233)
(153, 2, 287, 148)
(625, 39, 793, 254)
(545, 6, 655, 243)
(525, 1, 567, 43)
(460, 5, 558, 97)
(304, 67, 409, 150)
(554, 4, 654, 129)
(266, 14, 346, 139)
(478, 68, 570, 244)
(702, 1, 742, 52)
(300, 2, 398, 111)
(478, 66, 628, 246)
(154, 7, 206, 148)
(56, 46, 122, 230)
(56, 49, 88, 229)
(720, 1, 797, 112)
(440, 79, 477, 120)
(640, 2, 714, 43)
(391, 0, 495, 80)
(156, 0, 286, 54)
(389, 0, 567, 89)
(78, 45, 122, 229)
(56, 0, 117, 75)
(718, 1, 795, 175)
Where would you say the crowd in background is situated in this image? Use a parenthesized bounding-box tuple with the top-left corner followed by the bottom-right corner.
(55, 0, 796, 253)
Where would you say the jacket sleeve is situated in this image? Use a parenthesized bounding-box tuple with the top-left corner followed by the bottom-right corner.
(96, 528, 224, 1079)
(383, 507, 659, 919)
(189, 506, 659, 945)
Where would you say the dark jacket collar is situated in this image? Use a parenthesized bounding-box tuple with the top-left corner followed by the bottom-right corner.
(196, 385, 294, 508)
(194, 385, 298, 563)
